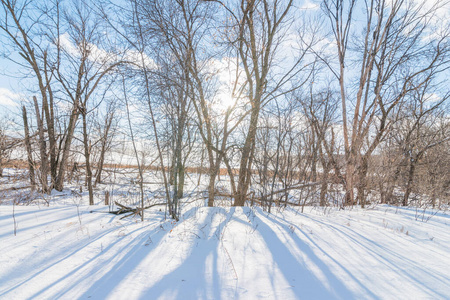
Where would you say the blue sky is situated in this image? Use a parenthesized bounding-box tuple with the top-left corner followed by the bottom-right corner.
(0, 49, 23, 118)
(1, 0, 449, 120)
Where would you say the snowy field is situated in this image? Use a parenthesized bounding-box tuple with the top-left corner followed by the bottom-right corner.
(0, 170, 449, 299)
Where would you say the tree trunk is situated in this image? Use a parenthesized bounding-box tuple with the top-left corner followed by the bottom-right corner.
(234, 102, 260, 206)
(55, 103, 79, 191)
(94, 112, 113, 186)
(94, 143, 106, 186)
(22, 106, 36, 189)
(207, 174, 216, 207)
(311, 130, 317, 182)
(82, 111, 94, 205)
(42, 53, 58, 187)
(403, 157, 416, 206)
(319, 146, 328, 207)
(357, 157, 369, 208)
(207, 153, 225, 207)
(33, 97, 50, 193)
(176, 163, 185, 200)
(344, 159, 355, 206)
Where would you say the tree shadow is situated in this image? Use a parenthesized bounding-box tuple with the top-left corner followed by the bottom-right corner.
(298, 212, 449, 298)
(80, 207, 238, 300)
(250, 208, 360, 300)
(4, 203, 445, 299)
(0, 208, 84, 239)
(0, 212, 155, 298)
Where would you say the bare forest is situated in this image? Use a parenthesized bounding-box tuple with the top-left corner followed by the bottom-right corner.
(1, 0, 448, 213)
(1, 0, 450, 299)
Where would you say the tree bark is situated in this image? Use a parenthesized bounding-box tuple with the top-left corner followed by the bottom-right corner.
(55, 103, 79, 191)
(94, 112, 113, 186)
(22, 106, 36, 189)
(234, 102, 260, 206)
(82, 110, 94, 205)
(33, 96, 50, 193)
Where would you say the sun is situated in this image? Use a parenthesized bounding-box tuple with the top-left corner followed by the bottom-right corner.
(217, 91, 236, 111)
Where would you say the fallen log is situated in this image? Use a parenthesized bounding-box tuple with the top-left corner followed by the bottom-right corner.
(264, 182, 322, 198)
(0, 185, 33, 193)
(110, 201, 166, 219)
(201, 182, 322, 201)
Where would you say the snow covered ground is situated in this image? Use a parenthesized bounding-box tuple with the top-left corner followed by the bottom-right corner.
(1, 192, 449, 300)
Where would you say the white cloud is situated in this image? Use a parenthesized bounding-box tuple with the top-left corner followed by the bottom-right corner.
(123, 49, 156, 70)
(59, 33, 156, 70)
(0, 88, 20, 107)
(300, 0, 319, 10)
(424, 93, 441, 104)
(420, 0, 450, 21)
(59, 33, 79, 57)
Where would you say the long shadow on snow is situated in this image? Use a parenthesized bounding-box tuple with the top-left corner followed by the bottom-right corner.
(250, 208, 357, 300)
(0, 205, 76, 222)
(298, 212, 449, 298)
(0, 207, 88, 239)
(382, 205, 450, 221)
(0, 213, 136, 297)
(52, 226, 163, 299)
(17, 204, 206, 298)
(138, 207, 250, 300)
(80, 207, 241, 300)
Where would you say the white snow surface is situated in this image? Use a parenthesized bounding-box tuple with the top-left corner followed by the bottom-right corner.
(1, 198, 449, 299)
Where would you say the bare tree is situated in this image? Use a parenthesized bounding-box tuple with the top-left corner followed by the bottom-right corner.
(52, 0, 125, 202)
(31, 96, 50, 192)
(131, 0, 236, 209)
(320, 0, 450, 206)
(0, 0, 58, 191)
(387, 84, 449, 206)
(212, 0, 316, 206)
(21, 105, 36, 189)
(94, 101, 117, 186)
(115, 0, 178, 219)
(1, 116, 21, 179)
(300, 87, 339, 207)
